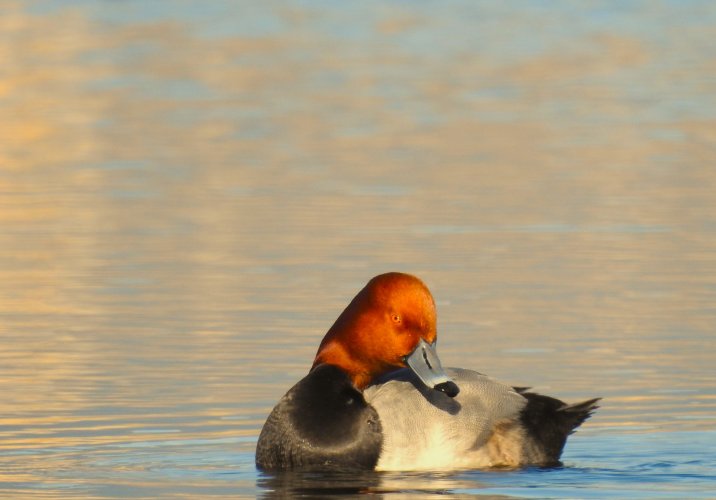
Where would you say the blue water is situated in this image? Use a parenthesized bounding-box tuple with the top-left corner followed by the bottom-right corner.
(5, 431, 714, 497)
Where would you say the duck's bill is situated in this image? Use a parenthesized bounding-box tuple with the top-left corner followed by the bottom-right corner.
(405, 339, 459, 397)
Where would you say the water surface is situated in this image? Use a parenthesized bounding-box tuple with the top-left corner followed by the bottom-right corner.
(1, 1, 716, 498)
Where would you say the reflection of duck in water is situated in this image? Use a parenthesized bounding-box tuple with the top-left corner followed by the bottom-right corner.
(256, 272, 599, 471)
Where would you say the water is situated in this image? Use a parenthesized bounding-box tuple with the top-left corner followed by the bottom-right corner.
(2, 0, 716, 497)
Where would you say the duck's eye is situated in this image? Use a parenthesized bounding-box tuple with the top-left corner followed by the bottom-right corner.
(391, 314, 402, 324)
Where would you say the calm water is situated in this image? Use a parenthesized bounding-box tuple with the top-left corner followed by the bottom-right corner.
(2, 0, 716, 498)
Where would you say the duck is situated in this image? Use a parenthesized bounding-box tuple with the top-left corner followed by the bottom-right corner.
(255, 272, 599, 471)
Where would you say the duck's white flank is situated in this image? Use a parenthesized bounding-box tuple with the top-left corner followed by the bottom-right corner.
(364, 367, 538, 471)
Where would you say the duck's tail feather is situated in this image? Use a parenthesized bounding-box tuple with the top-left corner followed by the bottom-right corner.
(518, 393, 601, 464)
(559, 398, 601, 422)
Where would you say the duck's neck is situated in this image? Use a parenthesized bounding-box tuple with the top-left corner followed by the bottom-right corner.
(312, 340, 374, 390)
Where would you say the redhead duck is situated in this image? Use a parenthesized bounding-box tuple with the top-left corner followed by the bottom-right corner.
(255, 272, 599, 471)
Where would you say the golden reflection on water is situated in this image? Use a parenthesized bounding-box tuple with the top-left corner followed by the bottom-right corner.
(1, 0, 716, 496)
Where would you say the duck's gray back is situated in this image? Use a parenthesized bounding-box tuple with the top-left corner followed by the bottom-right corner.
(364, 367, 528, 470)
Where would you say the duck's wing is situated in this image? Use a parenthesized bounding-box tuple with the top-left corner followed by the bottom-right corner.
(364, 367, 527, 470)
(365, 368, 600, 470)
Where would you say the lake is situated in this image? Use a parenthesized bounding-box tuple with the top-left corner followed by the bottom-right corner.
(1, 0, 715, 498)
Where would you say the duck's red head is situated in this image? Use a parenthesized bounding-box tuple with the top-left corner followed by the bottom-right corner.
(312, 272, 458, 397)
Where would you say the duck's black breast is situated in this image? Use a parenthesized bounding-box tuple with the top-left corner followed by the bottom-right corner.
(255, 363, 383, 471)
